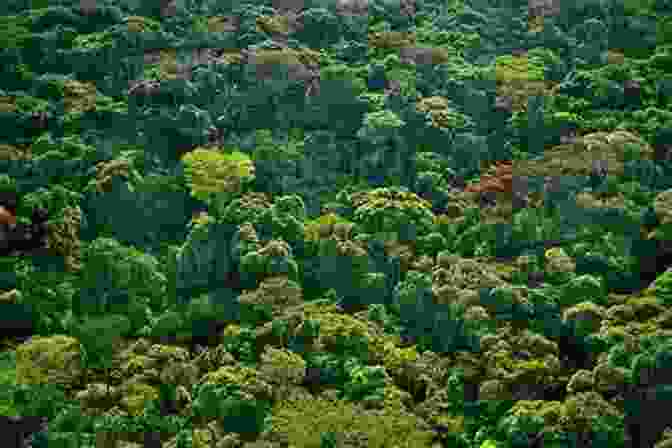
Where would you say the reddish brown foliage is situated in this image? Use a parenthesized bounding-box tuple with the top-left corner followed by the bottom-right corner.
(465, 160, 513, 195)
(0, 206, 16, 227)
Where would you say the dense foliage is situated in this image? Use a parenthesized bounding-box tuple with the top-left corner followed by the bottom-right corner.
(1, 0, 672, 447)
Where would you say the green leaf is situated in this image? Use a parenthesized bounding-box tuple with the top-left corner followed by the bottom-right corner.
(181, 148, 255, 203)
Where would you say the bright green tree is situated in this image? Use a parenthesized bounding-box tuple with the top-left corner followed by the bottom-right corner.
(181, 147, 255, 215)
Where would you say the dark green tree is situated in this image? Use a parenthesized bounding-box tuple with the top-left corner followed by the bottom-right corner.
(71, 313, 130, 399)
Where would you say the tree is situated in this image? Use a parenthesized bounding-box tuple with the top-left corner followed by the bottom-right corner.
(191, 382, 270, 444)
(76, 237, 164, 330)
(180, 146, 255, 216)
(249, 129, 304, 198)
(72, 314, 130, 399)
(356, 109, 408, 186)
